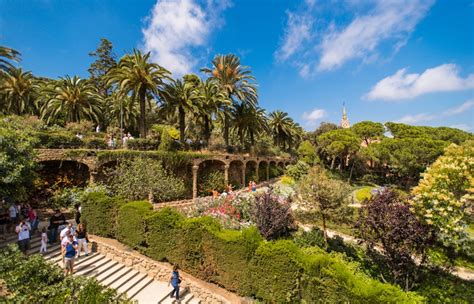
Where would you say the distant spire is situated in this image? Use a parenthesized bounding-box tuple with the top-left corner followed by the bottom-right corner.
(341, 103, 350, 129)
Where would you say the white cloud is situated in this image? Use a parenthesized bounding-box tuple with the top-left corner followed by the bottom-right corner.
(275, 0, 433, 77)
(302, 108, 327, 127)
(142, 0, 231, 76)
(449, 124, 471, 131)
(445, 99, 474, 115)
(317, 0, 433, 71)
(395, 113, 436, 124)
(275, 11, 313, 62)
(366, 64, 474, 101)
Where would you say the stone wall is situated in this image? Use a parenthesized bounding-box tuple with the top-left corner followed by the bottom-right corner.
(91, 236, 246, 304)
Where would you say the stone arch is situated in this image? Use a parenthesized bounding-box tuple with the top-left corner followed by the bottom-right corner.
(245, 160, 258, 184)
(229, 159, 244, 188)
(258, 160, 269, 181)
(269, 161, 279, 179)
(197, 159, 227, 196)
(35, 160, 91, 201)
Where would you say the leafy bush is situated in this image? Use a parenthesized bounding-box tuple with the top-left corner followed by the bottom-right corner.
(64, 121, 94, 134)
(252, 191, 294, 240)
(280, 175, 295, 186)
(198, 170, 226, 196)
(105, 157, 186, 202)
(297, 140, 318, 165)
(80, 191, 125, 237)
(294, 228, 325, 248)
(84, 137, 107, 149)
(0, 245, 130, 303)
(126, 138, 160, 151)
(355, 186, 373, 202)
(48, 187, 83, 209)
(35, 131, 84, 148)
(116, 201, 153, 249)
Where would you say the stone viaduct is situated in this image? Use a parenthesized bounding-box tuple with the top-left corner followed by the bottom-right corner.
(35, 149, 293, 199)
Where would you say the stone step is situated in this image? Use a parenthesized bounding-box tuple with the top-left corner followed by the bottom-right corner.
(76, 257, 115, 276)
(73, 254, 107, 273)
(127, 276, 155, 299)
(99, 264, 135, 286)
(83, 259, 120, 279)
(116, 272, 149, 295)
(108, 268, 141, 290)
(132, 281, 173, 303)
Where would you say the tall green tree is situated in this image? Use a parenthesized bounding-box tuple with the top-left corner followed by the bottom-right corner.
(0, 46, 20, 72)
(40, 76, 103, 124)
(107, 50, 170, 138)
(352, 121, 384, 145)
(268, 110, 293, 150)
(201, 54, 257, 146)
(160, 75, 201, 142)
(88, 38, 117, 97)
(0, 67, 37, 115)
(317, 128, 360, 170)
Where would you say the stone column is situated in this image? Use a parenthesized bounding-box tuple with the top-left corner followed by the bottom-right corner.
(192, 164, 199, 200)
(89, 171, 98, 185)
(241, 162, 246, 188)
(266, 163, 270, 181)
(224, 164, 230, 187)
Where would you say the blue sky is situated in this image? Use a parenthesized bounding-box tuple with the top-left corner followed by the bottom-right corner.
(1, 0, 473, 131)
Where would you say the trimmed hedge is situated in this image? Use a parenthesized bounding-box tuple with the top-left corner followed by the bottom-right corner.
(127, 138, 160, 151)
(34, 131, 84, 149)
(83, 194, 424, 303)
(81, 191, 125, 237)
(117, 201, 153, 248)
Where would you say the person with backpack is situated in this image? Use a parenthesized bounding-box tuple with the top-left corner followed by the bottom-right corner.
(168, 264, 181, 301)
(63, 234, 78, 275)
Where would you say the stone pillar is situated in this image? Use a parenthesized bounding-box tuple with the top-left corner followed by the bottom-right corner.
(266, 163, 270, 181)
(242, 163, 246, 188)
(192, 164, 199, 200)
(255, 162, 259, 182)
(89, 171, 98, 184)
(224, 164, 230, 187)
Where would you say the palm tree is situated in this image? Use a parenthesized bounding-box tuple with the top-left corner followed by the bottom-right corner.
(106, 92, 139, 131)
(201, 54, 257, 146)
(107, 49, 170, 138)
(0, 46, 20, 72)
(40, 76, 103, 124)
(197, 78, 230, 144)
(0, 67, 37, 115)
(160, 75, 201, 142)
(268, 110, 293, 149)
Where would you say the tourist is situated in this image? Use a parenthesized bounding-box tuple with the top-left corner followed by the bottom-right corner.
(60, 223, 73, 241)
(74, 203, 81, 224)
(63, 234, 78, 276)
(0, 200, 7, 240)
(96, 125, 100, 133)
(39, 227, 48, 254)
(168, 265, 181, 301)
(27, 205, 39, 234)
(8, 202, 18, 232)
(248, 181, 253, 192)
(107, 136, 114, 149)
(75, 223, 89, 257)
(16, 219, 31, 255)
(61, 230, 74, 264)
(122, 134, 129, 148)
(48, 209, 66, 244)
(252, 181, 257, 192)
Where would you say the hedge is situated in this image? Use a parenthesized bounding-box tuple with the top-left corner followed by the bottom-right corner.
(81, 191, 125, 237)
(127, 138, 160, 151)
(116, 201, 153, 249)
(83, 194, 424, 303)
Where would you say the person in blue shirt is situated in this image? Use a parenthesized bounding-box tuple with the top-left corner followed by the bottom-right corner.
(63, 234, 78, 276)
(168, 264, 181, 301)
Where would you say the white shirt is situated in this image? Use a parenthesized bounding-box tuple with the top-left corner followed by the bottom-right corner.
(41, 232, 48, 243)
(16, 223, 30, 241)
(9, 205, 17, 218)
(60, 227, 71, 239)
(61, 236, 77, 247)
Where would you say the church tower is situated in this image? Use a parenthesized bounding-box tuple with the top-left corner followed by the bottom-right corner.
(340, 103, 350, 129)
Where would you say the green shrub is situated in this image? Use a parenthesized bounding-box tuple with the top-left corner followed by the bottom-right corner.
(0, 245, 131, 303)
(201, 227, 262, 294)
(117, 201, 153, 249)
(35, 131, 83, 148)
(127, 138, 160, 151)
(280, 175, 295, 186)
(146, 208, 184, 262)
(81, 191, 125, 237)
(250, 240, 303, 302)
(199, 170, 226, 196)
(84, 137, 107, 149)
(355, 186, 373, 202)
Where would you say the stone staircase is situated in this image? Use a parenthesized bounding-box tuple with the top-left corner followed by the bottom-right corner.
(1, 232, 200, 303)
